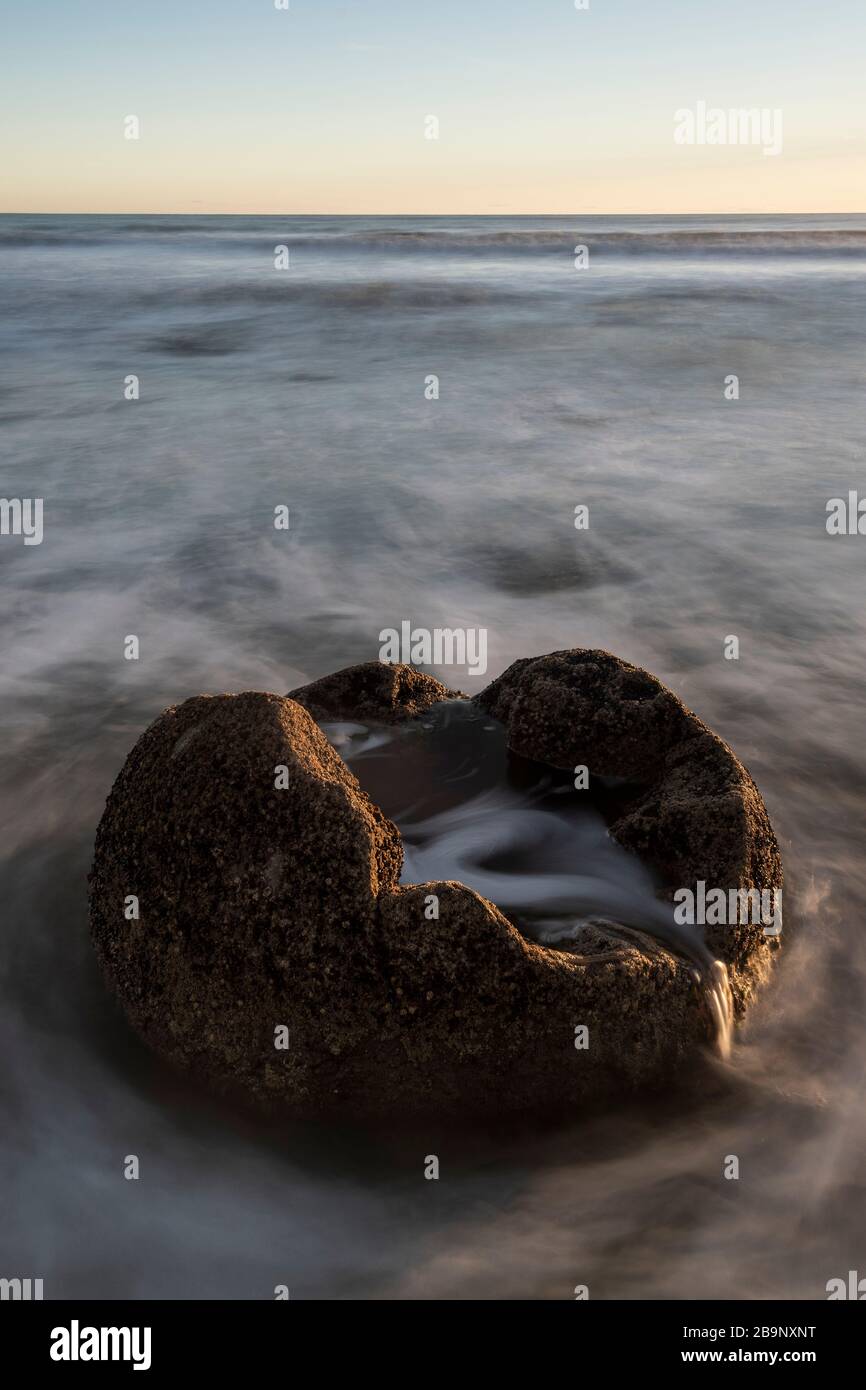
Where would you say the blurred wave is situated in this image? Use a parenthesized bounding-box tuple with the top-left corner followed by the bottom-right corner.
(4, 214, 866, 258)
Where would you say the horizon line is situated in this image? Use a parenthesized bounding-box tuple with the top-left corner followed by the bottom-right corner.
(2, 208, 865, 218)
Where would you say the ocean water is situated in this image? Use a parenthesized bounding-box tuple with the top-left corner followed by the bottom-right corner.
(2, 213, 866, 1299)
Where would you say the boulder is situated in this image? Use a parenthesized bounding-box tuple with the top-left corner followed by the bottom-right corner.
(88, 652, 782, 1119)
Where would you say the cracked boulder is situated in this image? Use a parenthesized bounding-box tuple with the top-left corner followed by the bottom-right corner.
(89, 651, 782, 1120)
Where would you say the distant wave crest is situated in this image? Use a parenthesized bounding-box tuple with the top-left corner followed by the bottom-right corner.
(3, 220, 866, 259)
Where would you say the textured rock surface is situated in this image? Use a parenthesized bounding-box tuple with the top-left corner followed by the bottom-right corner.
(89, 654, 782, 1119)
(289, 661, 464, 725)
(477, 649, 782, 1012)
(89, 692, 403, 1112)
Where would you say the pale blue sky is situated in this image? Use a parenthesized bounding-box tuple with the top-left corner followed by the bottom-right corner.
(2, 0, 864, 211)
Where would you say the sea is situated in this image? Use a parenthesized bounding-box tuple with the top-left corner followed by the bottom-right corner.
(2, 212, 865, 1298)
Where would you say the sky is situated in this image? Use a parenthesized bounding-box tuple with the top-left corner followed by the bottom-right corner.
(1, 0, 865, 214)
